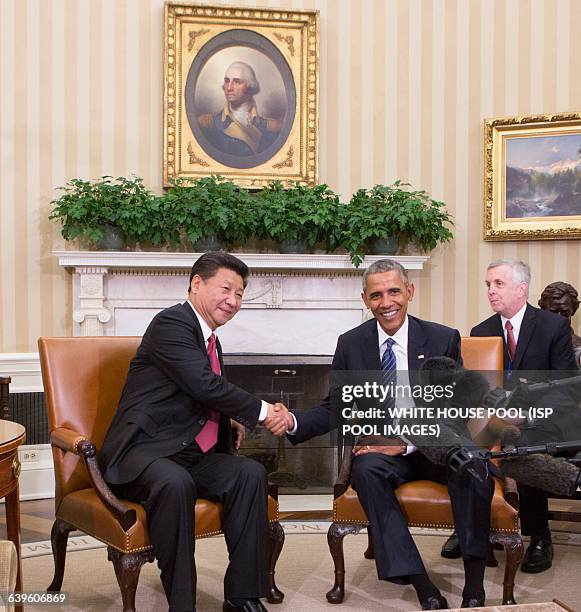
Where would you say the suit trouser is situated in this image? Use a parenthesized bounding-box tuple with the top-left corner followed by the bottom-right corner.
(518, 485, 548, 535)
(114, 444, 269, 612)
(351, 452, 494, 582)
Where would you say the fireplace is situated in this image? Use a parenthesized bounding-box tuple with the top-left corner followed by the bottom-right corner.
(55, 251, 428, 493)
(225, 358, 333, 492)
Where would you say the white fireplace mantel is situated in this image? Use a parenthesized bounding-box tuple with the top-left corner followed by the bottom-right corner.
(55, 251, 429, 354)
(55, 251, 428, 272)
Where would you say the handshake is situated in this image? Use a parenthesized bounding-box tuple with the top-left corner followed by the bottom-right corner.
(263, 402, 295, 436)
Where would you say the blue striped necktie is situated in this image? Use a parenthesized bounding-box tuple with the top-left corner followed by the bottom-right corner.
(381, 338, 397, 410)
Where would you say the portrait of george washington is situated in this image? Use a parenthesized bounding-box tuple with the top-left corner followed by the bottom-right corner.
(185, 30, 296, 170)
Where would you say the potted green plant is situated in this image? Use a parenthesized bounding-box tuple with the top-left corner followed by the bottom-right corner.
(256, 181, 341, 253)
(166, 175, 256, 251)
(49, 176, 153, 250)
(135, 193, 183, 249)
(338, 181, 454, 266)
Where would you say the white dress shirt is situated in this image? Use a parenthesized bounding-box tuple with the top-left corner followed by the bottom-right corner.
(288, 317, 418, 454)
(377, 318, 416, 455)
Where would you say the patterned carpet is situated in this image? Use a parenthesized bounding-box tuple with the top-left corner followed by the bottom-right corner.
(20, 523, 580, 611)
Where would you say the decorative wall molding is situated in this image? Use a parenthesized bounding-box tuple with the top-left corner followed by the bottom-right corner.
(55, 251, 429, 351)
(0, 353, 43, 393)
(55, 251, 429, 271)
(243, 278, 283, 308)
(0, 359, 51, 500)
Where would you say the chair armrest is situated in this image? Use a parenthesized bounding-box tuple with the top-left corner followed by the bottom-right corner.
(334, 444, 353, 499)
(51, 427, 137, 532)
(51, 427, 90, 454)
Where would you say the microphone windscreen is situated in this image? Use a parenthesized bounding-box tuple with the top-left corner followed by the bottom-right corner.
(419, 356, 459, 386)
(500, 454, 580, 497)
(412, 426, 468, 465)
(449, 370, 491, 409)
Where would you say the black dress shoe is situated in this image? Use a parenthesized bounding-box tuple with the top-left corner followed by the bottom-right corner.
(521, 535, 553, 573)
(461, 594, 485, 607)
(421, 594, 449, 610)
(441, 531, 461, 559)
(223, 599, 267, 612)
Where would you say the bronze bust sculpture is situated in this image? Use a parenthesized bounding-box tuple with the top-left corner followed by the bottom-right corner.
(538, 281, 581, 367)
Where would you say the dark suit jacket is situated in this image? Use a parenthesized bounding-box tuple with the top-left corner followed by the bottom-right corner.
(471, 303, 576, 371)
(471, 303, 579, 441)
(99, 302, 262, 485)
(290, 315, 462, 444)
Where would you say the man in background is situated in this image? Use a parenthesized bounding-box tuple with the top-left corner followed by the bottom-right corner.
(441, 259, 577, 574)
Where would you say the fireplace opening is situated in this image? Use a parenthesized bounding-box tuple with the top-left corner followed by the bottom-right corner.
(224, 357, 335, 494)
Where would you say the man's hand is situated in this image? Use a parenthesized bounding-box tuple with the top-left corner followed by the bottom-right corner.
(230, 419, 246, 450)
(353, 436, 406, 457)
(278, 403, 295, 431)
(263, 402, 292, 436)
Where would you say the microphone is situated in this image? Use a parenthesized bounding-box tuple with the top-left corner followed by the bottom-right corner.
(449, 369, 494, 409)
(411, 358, 486, 467)
(419, 357, 522, 447)
(414, 427, 472, 466)
(445, 446, 491, 483)
(444, 446, 581, 493)
(415, 358, 581, 495)
(452, 371, 523, 447)
(418, 356, 492, 410)
(499, 454, 580, 497)
(418, 356, 458, 386)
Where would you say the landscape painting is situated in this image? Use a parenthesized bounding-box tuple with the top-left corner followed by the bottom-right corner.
(483, 112, 581, 241)
(505, 133, 581, 218)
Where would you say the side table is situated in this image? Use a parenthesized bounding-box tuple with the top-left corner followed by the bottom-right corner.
(0, 420, 26, 593)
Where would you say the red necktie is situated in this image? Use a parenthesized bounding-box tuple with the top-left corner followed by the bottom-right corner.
(505, 320, 516, 362)
(195, 332, 221, 452)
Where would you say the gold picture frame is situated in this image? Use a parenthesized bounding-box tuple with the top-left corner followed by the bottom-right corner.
(163, 2, 319, 187)
(484, 111, 581, 241)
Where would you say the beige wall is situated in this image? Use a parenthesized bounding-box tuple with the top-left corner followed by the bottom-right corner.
(1, 0, 581, 353)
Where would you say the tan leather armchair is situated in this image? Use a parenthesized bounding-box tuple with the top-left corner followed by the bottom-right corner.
(326, 336, 523, 605)
(38, 336, 284, 612)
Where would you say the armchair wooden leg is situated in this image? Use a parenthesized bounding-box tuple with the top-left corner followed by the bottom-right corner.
(490, 532, 524, 605)
(47, 518, 75, 591)
(326, 522, 363, 604)
(363, 531, 374, 559)
(267, 520, 285, 603)
(108, 547, 155, 612)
